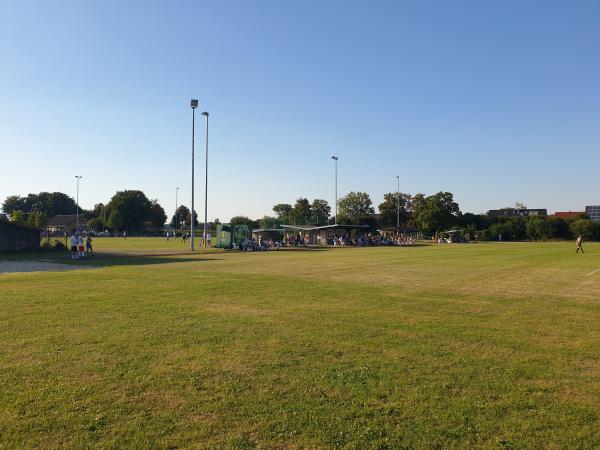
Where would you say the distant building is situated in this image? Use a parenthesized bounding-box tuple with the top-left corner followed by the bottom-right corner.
(0, 221, 41, 252)
(585, 206, 600, 223)
(553, 211, 585, 219)
(487, 208, 547, 218)
(47, 215, 88, 234)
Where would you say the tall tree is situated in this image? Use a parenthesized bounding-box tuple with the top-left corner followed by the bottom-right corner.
(2, 195, 26, 215)
(570, 219, 597, 241)
(290, 198, 311, 225)
(107, 210, 123, 232)
(9, 210, 26, 225)
(378, 192, 412, 227)
(2, 192, 77, 218)
(170, 205, 197, 228)
(273, 203, 292, 222)
(410, 193, 426, 227)
(107, 190, 153, 232)
(311, 199, 331, 226)
(27, 211, 48, 228)
(230, 216, 253, 226)
(338, 192, 375, 225)
(258, 216, 281, 229)
(414, 192, 460, 234)
(149, 200, 167, 230)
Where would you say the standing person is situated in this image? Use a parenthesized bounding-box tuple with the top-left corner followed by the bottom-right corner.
(78, 234, 85, 258)
(123, 230, 127, 239)
(181, 232, 188, 243)
(70, 233, 78, 259)
(576, 235, 584, 253)
(86, 234, 93, 256)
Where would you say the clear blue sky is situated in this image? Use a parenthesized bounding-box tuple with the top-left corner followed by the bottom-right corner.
(2, 0, 599, 220)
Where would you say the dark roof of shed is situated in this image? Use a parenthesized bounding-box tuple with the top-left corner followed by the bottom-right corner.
(0, 221, 41, 232)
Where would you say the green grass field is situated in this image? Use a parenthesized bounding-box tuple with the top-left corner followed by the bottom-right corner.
(2, 239, 600, 448)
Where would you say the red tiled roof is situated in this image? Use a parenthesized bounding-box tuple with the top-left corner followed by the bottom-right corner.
(553, 211, 584, 218)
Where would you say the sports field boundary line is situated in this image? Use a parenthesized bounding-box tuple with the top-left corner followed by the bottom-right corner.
(586, 268, 600, 277)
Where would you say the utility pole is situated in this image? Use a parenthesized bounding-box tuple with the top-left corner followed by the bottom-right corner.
(175, 186, 179, 233)
(331, 156, 338, 224)
(190, 99, 198, 251)
(75, 176, 82, 234)
(201, 111, 209, 251)
(396, 175, 400, 228)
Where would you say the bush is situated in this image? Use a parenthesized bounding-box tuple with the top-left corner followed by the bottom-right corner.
(570, 219, 596, 241)
(526, 217, 552, 241)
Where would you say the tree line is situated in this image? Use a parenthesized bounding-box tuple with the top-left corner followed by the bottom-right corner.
(2, 190, 167, 233)
(3, 190, 599, 240)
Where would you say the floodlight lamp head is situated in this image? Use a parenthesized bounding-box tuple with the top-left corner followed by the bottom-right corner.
(201, 111, 209, 117)
(190, 99, 198, 109)
(331, 156, 338, 160)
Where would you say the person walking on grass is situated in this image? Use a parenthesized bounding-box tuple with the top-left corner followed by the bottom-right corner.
(86, 234, 93, 256)
(576, 235, 584, 253)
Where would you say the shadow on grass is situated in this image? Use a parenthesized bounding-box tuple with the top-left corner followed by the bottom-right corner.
(0, 250, 220, 268)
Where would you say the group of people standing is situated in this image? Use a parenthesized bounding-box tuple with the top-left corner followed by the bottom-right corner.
(69, 233, 93, 259)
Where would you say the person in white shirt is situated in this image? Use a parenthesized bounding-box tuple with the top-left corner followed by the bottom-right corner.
(70, 234, 78, 259)
(576, 236, 584, 253)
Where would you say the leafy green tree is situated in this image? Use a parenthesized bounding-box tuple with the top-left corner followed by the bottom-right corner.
(414, 192, 460, 234)
(273, 203, 293, 223)
(526, 217, 552, 241)
(410, 193, 426, 227)
(149, 200, 167, 230)
(9, 210, 26, 224)
(338, 192, 375, 225)
(107, 190, 154, 232)
(258, 216, 281, 229)
(87, 217, 103, 232)
(311, 199, 331, 226)
(35, 192, 78, 217)
(458, 212, 490, 230)
(171, 205, 197, 228)
(2, 192, 77, 218)
(378, 192, 412, 227)
(27, 211, 48, 228)
(2, 195, 26, 215)
(547, 216, 570, 239)
(290, 198, 311, 225)
(107, 210, 123, 232)
(570, 219, 596, 241)
(488, 218, 527, 241)
(230, 216, 253, 226)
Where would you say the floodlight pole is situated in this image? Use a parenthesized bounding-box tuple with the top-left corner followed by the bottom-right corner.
(190, 99, 198, 251)
(331, 156, 338, 224)
(396, 175, 400, 228)
(75, 176, 82, 234)
(175, 186, 179, 232)
(201, 111, 209, 251)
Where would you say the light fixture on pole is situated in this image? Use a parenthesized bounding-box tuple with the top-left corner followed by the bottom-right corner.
(200, 111, 209, 251)
(175, 186, 179, 233)
(75, 176, 82, 234)
(190, 99, 198, 251)
(396, 175, 400, 228)
(331, 156, 338, 224)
